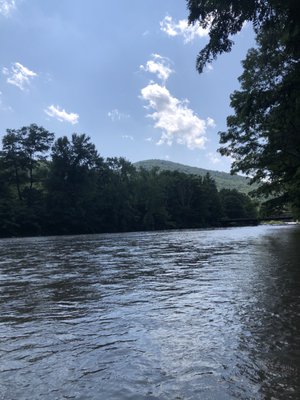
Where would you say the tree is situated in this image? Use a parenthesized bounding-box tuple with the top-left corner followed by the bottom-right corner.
(98, 157, 137, 232)
(201, 173, 223, 224)
(20, 124, 54, 191)
(187, 1, 300, 212)
(219, 27, 300, 208)
(1, 129, 25, 200)
(136, 168, 170, 230)
(164, 171, 195, 228)
(187, 0, 300, 73)
(46, 133, 102, 233)
(0, 124, 54, 235)
(0, 156, 19, 236)
(219, 189, 258, 219)
(1, 124, 54, 201)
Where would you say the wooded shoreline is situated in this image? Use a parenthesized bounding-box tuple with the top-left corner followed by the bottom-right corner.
(0, 125, 259, 238)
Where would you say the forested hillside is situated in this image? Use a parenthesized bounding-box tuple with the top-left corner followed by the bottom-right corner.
(135, 159, 254, 194)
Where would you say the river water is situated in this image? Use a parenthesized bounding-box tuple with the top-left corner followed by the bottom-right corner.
(0, 225, 299, 399)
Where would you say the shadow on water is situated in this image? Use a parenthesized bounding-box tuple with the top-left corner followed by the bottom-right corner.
(231, 227, 300, 399)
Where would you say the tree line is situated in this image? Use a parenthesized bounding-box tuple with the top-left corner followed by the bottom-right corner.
(0, 124, 258, 237)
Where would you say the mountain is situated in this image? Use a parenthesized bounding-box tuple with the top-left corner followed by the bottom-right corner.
(134, 159, 255, 194)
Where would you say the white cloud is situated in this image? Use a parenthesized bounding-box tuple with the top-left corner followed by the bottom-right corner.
(3, 62, 37, 90)
(207, 152, 221, 164)
(0, 0, 16, 17)
(45, 105, 79, 125)
(108, 108, 130, 122)
(141, 83, 209, 150)
(145, 137, 153, 142)
(160, 15, 209, 43)
(140, 54, 173, 83)
(206, 117, 216, 128)
(122, 135, 134, 141)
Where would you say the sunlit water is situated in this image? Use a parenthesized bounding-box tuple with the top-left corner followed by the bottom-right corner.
(0, 225, 300, 399)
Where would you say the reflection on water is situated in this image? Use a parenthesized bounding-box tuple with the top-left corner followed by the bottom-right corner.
(0, 225, 299, 399)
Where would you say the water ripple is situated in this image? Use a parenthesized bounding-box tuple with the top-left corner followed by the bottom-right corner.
(0, 226, 300, 399)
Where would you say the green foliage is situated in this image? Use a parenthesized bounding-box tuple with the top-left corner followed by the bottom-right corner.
(219, 189, 258, 219)
(0, 124, 54, 236)
(0, 125, 259, 237)
(1, 124, 54, 201)
(187, 0, 300, 73)
(134, 159, 254, 193)
(218, 20, 300, 210)
(97, 157, 138, 232)
(46, 134, 103, 234)
(187, 0, 300, 212)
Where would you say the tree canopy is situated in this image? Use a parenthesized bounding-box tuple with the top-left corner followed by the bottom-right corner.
(187, 0, 300, 73)
(0, 124, 258, 237)
(187, 0, 300, 213)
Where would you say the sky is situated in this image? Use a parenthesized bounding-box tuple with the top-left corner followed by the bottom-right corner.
(0, 0, 256, 172)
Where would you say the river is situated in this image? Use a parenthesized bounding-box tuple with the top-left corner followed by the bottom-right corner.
(0, 225, 299, 399)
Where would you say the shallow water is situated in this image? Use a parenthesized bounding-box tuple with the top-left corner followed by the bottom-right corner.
(0, 225, 300, 399)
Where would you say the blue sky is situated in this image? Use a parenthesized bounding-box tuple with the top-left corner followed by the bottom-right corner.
(0, 0, 255, 172)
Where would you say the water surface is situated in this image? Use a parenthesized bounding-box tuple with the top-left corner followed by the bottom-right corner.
(1, 225, 300, 399)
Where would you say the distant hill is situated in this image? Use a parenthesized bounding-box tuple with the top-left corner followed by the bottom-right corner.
(134, 159, 255, 194)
